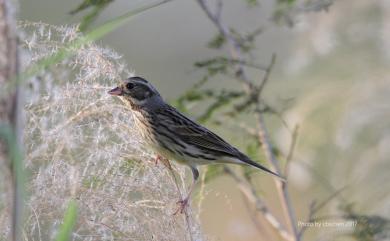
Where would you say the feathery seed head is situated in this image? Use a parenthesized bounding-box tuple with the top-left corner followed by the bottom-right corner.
(11, 23, 202, 240)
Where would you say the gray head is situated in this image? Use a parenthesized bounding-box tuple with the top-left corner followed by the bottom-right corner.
(108, 76, 164, 109)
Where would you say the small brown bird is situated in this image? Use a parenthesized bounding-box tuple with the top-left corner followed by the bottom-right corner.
(109, 76, 283, 213)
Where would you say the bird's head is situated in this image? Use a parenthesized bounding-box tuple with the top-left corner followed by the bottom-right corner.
(108, 76, 163, 109)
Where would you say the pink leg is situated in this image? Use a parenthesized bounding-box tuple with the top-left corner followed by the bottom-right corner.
(173, 167, 199, 215)
(173, 180, 196, 215)
(154, 155, 162, 165)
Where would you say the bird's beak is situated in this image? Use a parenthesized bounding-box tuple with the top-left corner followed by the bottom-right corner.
(108, 86, 123, 96)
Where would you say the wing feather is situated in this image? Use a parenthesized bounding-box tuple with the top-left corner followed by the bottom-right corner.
(155, 106, 240, 158)
(152, 105, 284, 180)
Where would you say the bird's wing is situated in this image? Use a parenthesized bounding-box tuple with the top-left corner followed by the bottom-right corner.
(156, 106, 240, 158)
(154, 106, 285, 180)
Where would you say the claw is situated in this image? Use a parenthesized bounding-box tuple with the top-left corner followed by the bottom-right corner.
(154, 155, 162, 166)
(173, 198, 189, 215)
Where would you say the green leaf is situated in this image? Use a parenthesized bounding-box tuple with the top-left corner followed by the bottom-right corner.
(78, 2, 112, 32)
(0, 124, 25, 238)
(198, 90, 244, 123)
(208, 33, 226, 49)
(70, 0, 114, 31)
(0, 124, 24, 189)
(173, 77, 211, 111)
(194, 57, 230, 76)
(55, 200, 78, 241)
(1, 0, 170, 97)
(70, 0, 113, 15)
(19, 0, 173, 83)
(174, 89, 213, 112)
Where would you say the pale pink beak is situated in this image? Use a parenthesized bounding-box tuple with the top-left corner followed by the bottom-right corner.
(108, 86, 123, 96)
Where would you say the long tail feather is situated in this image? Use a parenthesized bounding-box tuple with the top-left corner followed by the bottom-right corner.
(240, 155, 286, 182)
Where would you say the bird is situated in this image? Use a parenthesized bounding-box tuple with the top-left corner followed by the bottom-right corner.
(108, 76, 284, 214)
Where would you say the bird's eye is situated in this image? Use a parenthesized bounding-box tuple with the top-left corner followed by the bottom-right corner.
(126, 83, 134, 89)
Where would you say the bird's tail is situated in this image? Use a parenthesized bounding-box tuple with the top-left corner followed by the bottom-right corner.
(240, 154, 286, 182)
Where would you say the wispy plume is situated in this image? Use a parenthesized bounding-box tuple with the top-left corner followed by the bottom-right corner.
(0, 22, 203, 240)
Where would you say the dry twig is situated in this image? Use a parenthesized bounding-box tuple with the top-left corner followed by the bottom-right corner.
(195, 0, 299, 240)
(224, 167, 294, 241)
(0, 1, 23, 240)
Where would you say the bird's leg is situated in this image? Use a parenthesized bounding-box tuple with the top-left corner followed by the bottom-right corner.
(174, 167, 199, 215)
(154, 155, 172, 169)
(174, 180, 195, 214)
(154, 155, 162, 165)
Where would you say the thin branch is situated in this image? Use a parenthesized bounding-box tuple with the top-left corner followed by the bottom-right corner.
(237, 122, 258, 137)
(298, 186, 347, 239)
(215, 0, 223, 21)
(196, 0, 255, 91)
(242, 195, 264, 234)
(0, 1, 23, 240)
(255, 110, 299, 240)
(284, 125, 299, 177)
(258, 54, 276, 95)
(195, 0, 300, 240)
(224, 167, 294, 241)
(312, 187, 347, 215)
(258, 100, 290, 129)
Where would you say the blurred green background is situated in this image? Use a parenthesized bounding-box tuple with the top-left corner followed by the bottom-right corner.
(19, 0, 390, 240)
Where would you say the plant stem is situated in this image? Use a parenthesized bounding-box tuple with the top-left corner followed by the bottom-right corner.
(195, 0, 299, 240)
(0, 0, 23, 240)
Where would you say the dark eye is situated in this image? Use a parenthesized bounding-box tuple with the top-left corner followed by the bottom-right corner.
(126, 83, 134, 89)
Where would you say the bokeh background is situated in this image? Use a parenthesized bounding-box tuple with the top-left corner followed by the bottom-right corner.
(18, 0, 390, 240)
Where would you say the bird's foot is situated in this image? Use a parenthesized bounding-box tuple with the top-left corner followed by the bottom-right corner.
(153, 155, 172, 169)
(154, 155, 162, 166)
(173, 197, 189, 215)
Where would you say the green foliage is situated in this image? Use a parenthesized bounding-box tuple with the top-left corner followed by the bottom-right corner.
(70, 0, 114, 31)
(207, 33, 226, 49)
(0, 124, 25, 239)
(198, 90, 244, 123)
(179, 0, 292, 189)
(174, 87, 214, 114)
(343, 204, 390, 241)
(272, 0, 300, 26)
(174, 81, 245, 124)
(55, 200, 78, 241)
(242, 27, 263, 46)
(273, 0, 333, 26)
(177, 4, 276, 180)
(19, 0, 168, 85)
(70, 0, 113, 15)
(352, 215, 390, 241)
(0, 124, 24, 190)
(194, 57, 231, 76)
(70, 0, 173, 31)
(230, 28, 261, 53)
(190, 25, 269, 123)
